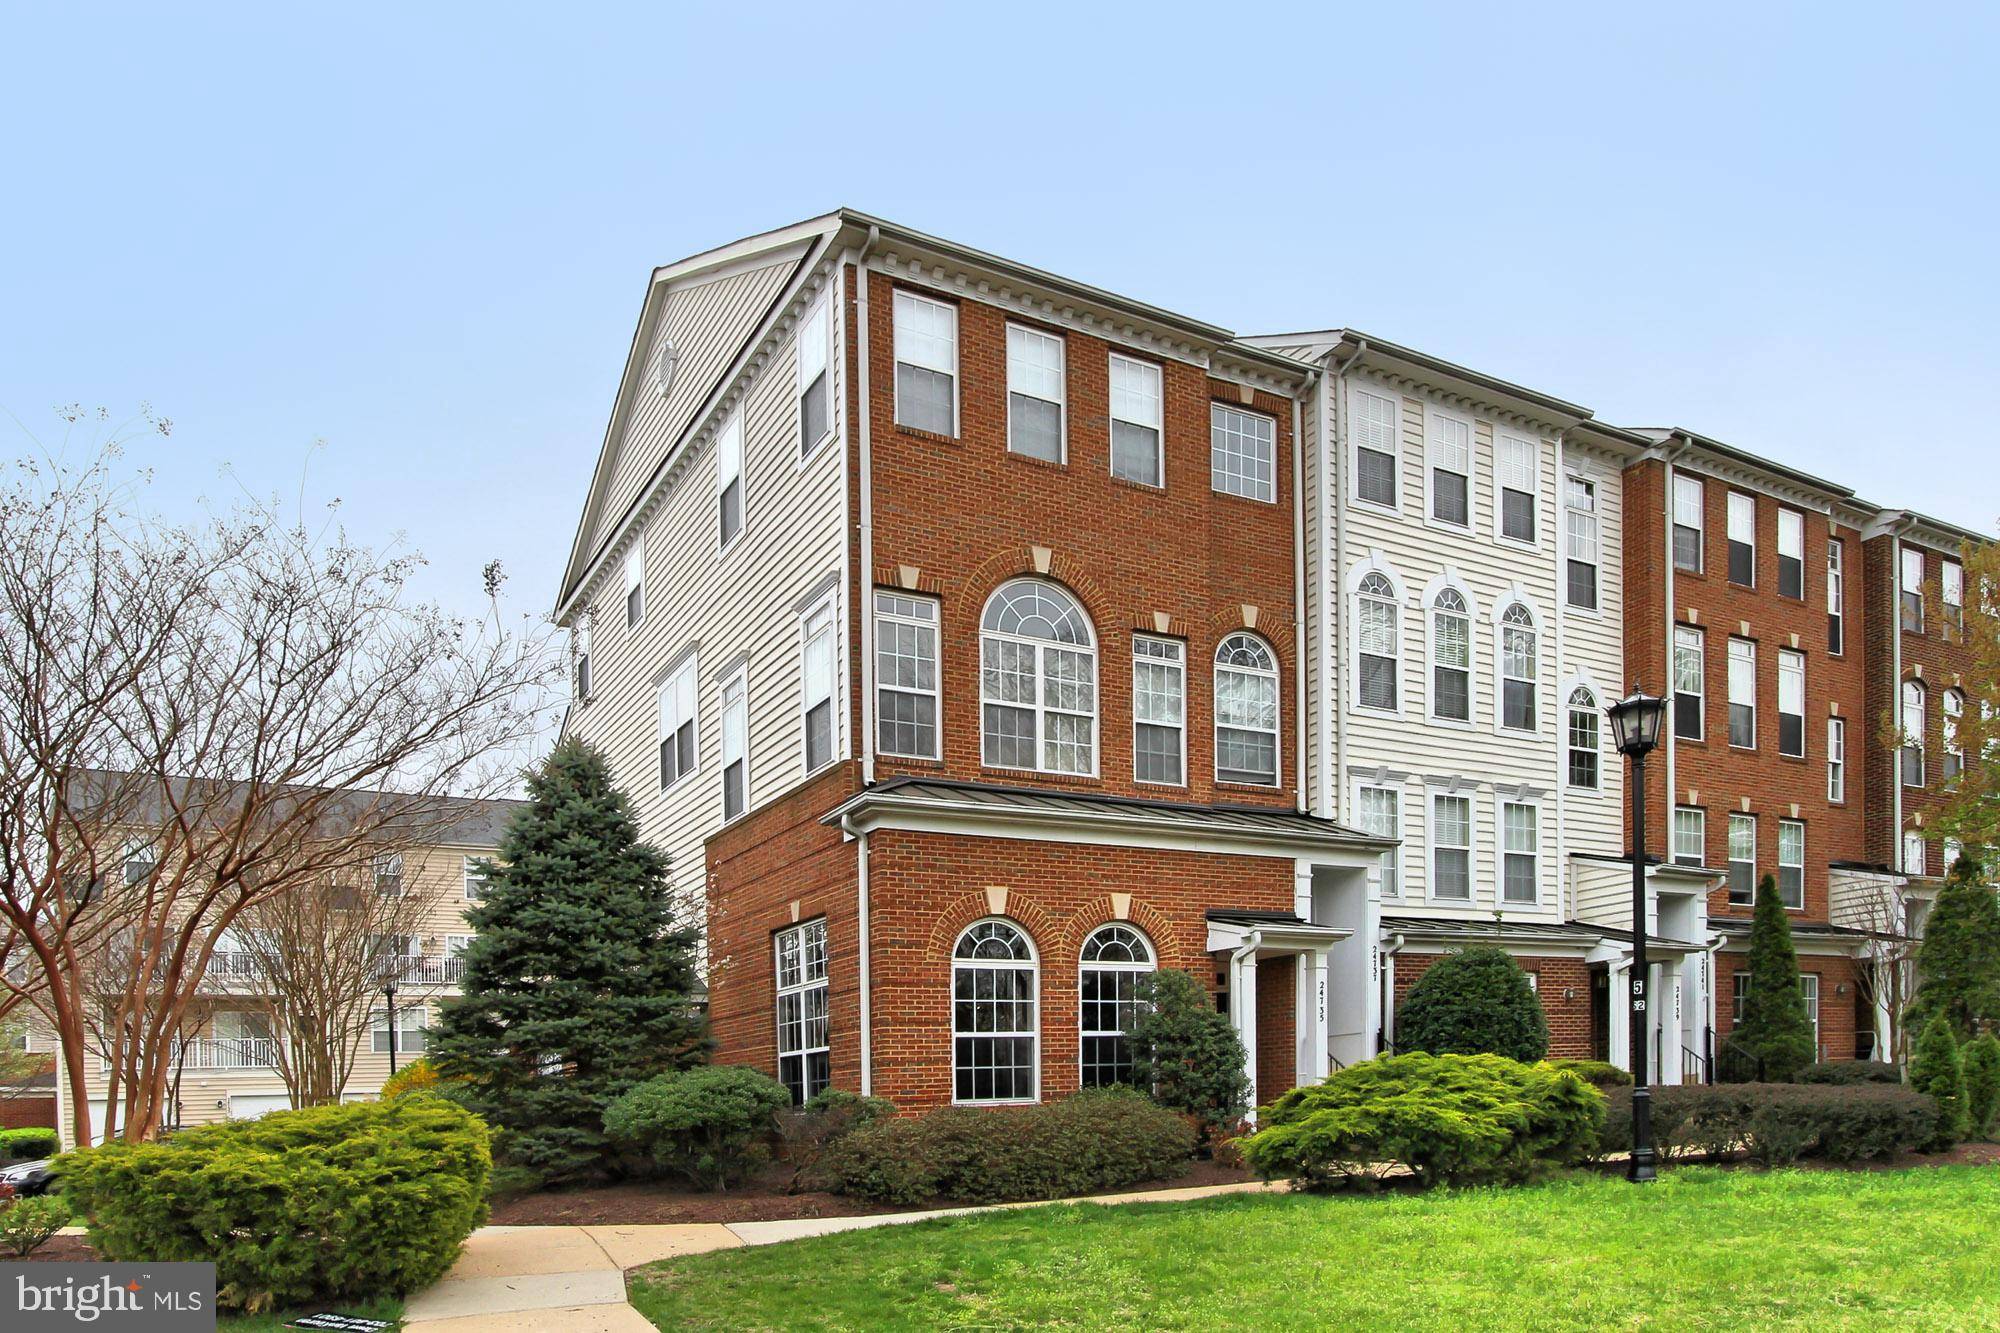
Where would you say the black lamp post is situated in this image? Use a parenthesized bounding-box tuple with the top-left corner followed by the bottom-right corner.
(382, 978, 400, 1077)
(1607, 686, 1669, 1184)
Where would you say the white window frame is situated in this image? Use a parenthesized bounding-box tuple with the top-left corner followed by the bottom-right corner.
(979, 579, 1099, 777)
(1495, 598, 1540, 734)
(1943, 688, 1965, 781)
(1777, 649, 1806, 759)
(797, 295, 832, 459)
(1564, 473, 1600, 611)
(1903, 828, 1928, 877)
(1901, 546, 1926, 633)
(1827, 717, 1846, 803)
(1211, 403, 1277, 503)
(801, 596, 839, 775)
(1727, 637, 1757, 750)
(892, 289, 958, 436)
(1673, 625, 1705, 740)
(1425, 404, 1473, 530)
(1005, 323, 1066, 463)
(1500, 796, 1540, 905)
(1777, 507, 1805, 600)
(1567, 686, 1601, 791)
(1943, 559, 1965, 637)
(1672, 473, 1705, 573)
(1777, 818, 1806, 910)
(1353, 566, 1402, 717)
(657, 654, 699, 791)
(1827, 538, 1846, 655)
(1494, 431, 1539, 546)
(371, 1004, 426, 1056)
(1728, 813, 1757, 905)
(721, 665, 749, 823)
(1429, 791, 1474, 903)
(462, 855, 489, 901)
(1132, 635, 1186, 787)
(952, 918, 1039, 1105)
(1215, 632, 1281, 787)
(1356, 782, 1402, 898)
(1426, 583, 1474, 727)
(1901, 679, 1926, 787)
(874, 591, 940, 761)
(373, 852, 403, 899)
(1349, 383, 1400, 512)
(1801, 973, 1820, 1056)
(775, 918, 830, 1104)
(572, 614, 594, 703)
(624, 543, 645, 629)
(1078, 924, 1155, 1089)
(1672, 806, 1706, 867)
(1108, 354, 1164, 487)
(716, 412, 745, 554)
(1726, 491, 1757, 587)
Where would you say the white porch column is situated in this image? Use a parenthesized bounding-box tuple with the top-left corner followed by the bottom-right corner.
(1296, 945, 1331, 1085)
(1228, 945, 1259, 1118)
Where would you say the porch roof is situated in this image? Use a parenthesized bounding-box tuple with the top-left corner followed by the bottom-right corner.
(1379, 915, 1689, 952)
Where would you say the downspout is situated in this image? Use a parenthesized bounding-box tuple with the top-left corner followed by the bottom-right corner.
(1292, 377, 1314, 812)
(1328, 341, 1367, 821)
(843, 815, 874, 1096)
(1889, 519, 1911, 869)
(1553, 429, 1569, 920)
(1379, 932, 1407, 1051)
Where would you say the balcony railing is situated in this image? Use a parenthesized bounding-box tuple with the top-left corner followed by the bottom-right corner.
(181, 1036, 279, 1069)
(377, 954, 465, 986)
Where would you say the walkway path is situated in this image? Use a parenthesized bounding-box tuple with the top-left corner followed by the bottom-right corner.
(402, 1178, 1284, 1330)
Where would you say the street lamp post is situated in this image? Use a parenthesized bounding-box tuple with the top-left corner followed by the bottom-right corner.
(1607, 686, 1669, 1185)
(383, 978, 400, 1077)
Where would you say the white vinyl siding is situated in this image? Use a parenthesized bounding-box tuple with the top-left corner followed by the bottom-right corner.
(1109, 355, 1163, 486)
(1133, 636, 1186, 785)
(1728, 637, 1756, 749)
(875, 592, 939, 760)
(657, 656, 698, 790)
(893, 290, 957, 435)
(1351, 387, 1399, 509)
(1211, 404, 1276, 502)
(1426, 408, 1472, 528)
(1006, 324, 1065, 462)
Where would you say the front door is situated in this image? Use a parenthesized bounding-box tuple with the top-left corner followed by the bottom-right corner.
(1590, 964, 1611, 1063)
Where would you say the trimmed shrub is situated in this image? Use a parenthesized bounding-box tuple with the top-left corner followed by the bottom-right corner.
(1795, 1060, 1903, 1087)
(1540, 1058, 1631, 1089)
(1395, 948, 1549, 1064)
(823, 1087, 1197, 1206)
(1127, 969, 1250, 1138)
(0, 1126, 59, 1160)
(1241, 1052, 1602, 1189)
(603, 1065, 793, 1191)
(1963, 1034, 2000, 1140)
(1597, 1083, 1937, 1165)
(56, 1098, 489, 1311)
(1909, 1013, 1970, 1150)
(380, 1056, 456, 1101)
(778, 1089, 894, 1190)
(0, 1193, 70, 1255)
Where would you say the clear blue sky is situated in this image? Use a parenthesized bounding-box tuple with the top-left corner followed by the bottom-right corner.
(5, 3, 1996, 625)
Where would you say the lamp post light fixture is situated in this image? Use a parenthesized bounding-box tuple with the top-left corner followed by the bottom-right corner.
(1607, 686, 1669, 1184)
(382, 978, 400, 1077)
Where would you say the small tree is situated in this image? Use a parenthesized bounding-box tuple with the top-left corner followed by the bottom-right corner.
(430, 740, 707, 1185)
(1395, 946, 1548, 1064)
(1727, 875, 1817, 1082)
(1127, 968, 1250, 1136)
(1910, 1012, 1970, 1151)
(1904, 852, 2000, 1040)
(1961, 1033, 2000, 1141)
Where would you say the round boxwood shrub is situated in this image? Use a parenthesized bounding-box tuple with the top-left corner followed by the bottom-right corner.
(823, 1087, 1197, 1206)
(603, 1064, 792, 1190)
(0, 1126, 58, 1160)
(1396, 947, 1550, 1063)
(55, 1098, 489, 1312)
(1241, 1052, 1602, 1188)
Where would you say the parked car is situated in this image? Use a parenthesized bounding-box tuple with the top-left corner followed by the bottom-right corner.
(0, 1158, 56, 1197)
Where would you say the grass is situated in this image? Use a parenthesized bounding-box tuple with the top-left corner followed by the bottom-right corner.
(215, 1297, 403, 1330)
(628, 1167, 2000, 1330)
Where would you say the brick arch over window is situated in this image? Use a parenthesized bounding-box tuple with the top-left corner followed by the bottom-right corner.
(958, 546, 1117, 634)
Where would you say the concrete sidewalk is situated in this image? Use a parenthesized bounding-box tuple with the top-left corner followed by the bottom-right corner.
(402, 1178, 1283, 1329)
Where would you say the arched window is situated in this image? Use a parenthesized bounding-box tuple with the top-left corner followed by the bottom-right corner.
(1357, 572, 1399, 712)
(1902, 680, 1927, 787)
(1215, 634, 1279, 786)
(1943, 687, 1965, 780)
(1498, 602, 1538, 731)
(980, 580, 1097, 775)
(1079, 924, 1155, 1088)
(1567, 686, 1600, 790)
(952, 919, 1038, 1103)
(1430, 588, 1471, 723)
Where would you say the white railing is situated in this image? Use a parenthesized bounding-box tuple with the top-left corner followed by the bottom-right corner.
(181, 1036, 279, 1069)
(378, 954, 465, 986)
(206, 952, 264, 983)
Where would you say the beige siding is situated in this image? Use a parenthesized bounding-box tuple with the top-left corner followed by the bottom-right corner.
(565, 260, 849, 927)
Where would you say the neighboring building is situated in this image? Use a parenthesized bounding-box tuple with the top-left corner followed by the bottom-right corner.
(48, 795, 520, 1147)
(561, 211, 1987, 1112)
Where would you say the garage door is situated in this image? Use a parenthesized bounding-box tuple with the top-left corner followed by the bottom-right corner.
(227, 1094, 293, 1120)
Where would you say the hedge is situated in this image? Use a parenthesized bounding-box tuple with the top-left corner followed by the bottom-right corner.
(1242, 1052, 1603, 1188)
(0, 1126, 59, 1160)
(603, 1065, 793, 1190)
(1540, 1059, 1632, 1089)
(57, 1098, 489, 1311)
(1597, 1083, 1936, 1166)
(1794, 1061, 1903, 1087)
(822, 1087, 1196, 1206)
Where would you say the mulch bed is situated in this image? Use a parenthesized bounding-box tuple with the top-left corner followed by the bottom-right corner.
(487, 1157, 1255, 1226)
(11, 1233, 99, 1262)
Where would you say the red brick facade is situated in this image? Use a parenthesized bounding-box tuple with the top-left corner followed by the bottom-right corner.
(1713, 951, 1865, 1064)
(1390, 952, 1596, 1061)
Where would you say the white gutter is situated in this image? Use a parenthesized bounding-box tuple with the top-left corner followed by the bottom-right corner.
(1292, 378, 1313, 813)
(856, 225, 880, 784)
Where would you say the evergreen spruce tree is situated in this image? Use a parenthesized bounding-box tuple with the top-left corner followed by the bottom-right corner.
(432, 739, 707, 1184)
(1905, 852, 2000, 1040)
(1728, 874, 1816, 1082)
(1962, 1032, 2000, 1141)
(1909, 1012, 1970, 1150)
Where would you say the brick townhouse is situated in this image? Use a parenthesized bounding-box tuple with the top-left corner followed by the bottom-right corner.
(556, 210, 1987, 1112)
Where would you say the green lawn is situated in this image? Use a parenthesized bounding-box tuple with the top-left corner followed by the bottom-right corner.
(628, 1167, 2000, 1330)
